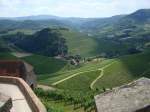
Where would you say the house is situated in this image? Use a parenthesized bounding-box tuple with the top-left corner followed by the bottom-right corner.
(0, 60, 37, 89)
(95, 77, 150, 112)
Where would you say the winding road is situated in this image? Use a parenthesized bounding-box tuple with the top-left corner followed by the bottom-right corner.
(52, 61, 115, 89)
(90, 61, 115, 89)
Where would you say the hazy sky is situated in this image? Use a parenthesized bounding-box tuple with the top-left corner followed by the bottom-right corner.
(0, 0, 150, 18)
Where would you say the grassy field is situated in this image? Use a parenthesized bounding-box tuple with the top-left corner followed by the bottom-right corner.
(0, 52, 17, 60)
(1, 28, 133, 58)
(60, 29, 135, 58)
(38, 59, 113, 85)
(3, 29, 100, 58)
(55, 70, 100, 92)
(94, 51, 150, 90)
(1, 27, 150, 112)
(1, 51, 149, 93)
(60, 30, 100, 57)
(36, 51, 150, 112)
(0, 51, 149, 112)
(95, 39, 131, 55)
(21, 54, 68, 75)
(38, 50, 150, 93)
(0, 50, 149, 112)
(7, 29, 36, 35)
(40, 98, 84, 112)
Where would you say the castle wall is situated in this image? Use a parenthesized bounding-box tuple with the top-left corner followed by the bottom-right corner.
(0, 76, 47, 112)
(0, 60, 37, 89)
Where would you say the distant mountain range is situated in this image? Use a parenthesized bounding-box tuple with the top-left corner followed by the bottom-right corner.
(0, 9, 150, 32)
(0, 9, 150, 58)
(127, 9, 150, 22)
(0, 15, 61, 20)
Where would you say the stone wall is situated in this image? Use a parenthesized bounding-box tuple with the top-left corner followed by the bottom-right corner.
(0, 60, 37, 89)
(26, 70, 37, 89)
(0, 76, 47, 112)
(95, 78, 150, 112)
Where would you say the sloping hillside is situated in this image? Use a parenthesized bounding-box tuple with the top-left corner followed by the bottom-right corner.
(37, 49, 150, 93)
(0, 52, 17, 60)
(38, 59, 113, 89)
(1, 28, 101, 58)
(94, 50, 150, 90)
(60, 29, 100, 57)
(21, 54, 68, 75)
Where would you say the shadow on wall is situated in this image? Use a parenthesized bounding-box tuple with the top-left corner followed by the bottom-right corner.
(135, 105, 150, 112)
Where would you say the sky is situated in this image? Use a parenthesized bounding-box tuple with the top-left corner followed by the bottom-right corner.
(0, 0, 150, 18)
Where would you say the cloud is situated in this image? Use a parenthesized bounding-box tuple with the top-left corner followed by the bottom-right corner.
(0, 0, 150, 17)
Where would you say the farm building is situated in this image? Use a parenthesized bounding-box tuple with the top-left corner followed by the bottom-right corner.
(95, 77, 150, 112)
(0, 60, 37, 88)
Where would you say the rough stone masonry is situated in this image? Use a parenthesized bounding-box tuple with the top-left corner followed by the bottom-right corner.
(95, 77, 150, 112)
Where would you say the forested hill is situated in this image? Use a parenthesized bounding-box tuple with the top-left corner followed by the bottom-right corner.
(0, 9, 150, 31)
(2, 28, 68, 57)
(0, 9, 150, 58)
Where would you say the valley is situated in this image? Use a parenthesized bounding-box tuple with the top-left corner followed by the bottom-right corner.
(0, 9, 150, 112)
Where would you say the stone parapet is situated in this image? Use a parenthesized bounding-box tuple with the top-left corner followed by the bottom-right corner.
(0, 76, 47, 112)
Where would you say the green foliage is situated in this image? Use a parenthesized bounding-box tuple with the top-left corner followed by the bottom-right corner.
(0, 39, 10, 52)
(3, 28, 68, 57)
(60, 30, 100, 57)
(35, 88, 96, 112)
(0, 9, 150, 112)
(21, 54, 67, 75)
(0, 52, 17, 60)
(38, 59, 113, 85)
(56, 70, 100, 92)
(94, 51, 150, 89)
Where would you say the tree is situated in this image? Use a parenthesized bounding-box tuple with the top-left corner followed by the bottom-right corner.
(9, 28, 68, 57)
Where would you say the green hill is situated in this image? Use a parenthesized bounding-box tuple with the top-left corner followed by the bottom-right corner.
(38, 59, 113, 88)
(0, 52, 17, 60)
(94, 51, 150, 90)
(21, 54, 68, 75)
(60, 29, 100, 57)
(1, 28, 101, 58)
(56, 70, 100, 92)
(38, 50, 150, 93)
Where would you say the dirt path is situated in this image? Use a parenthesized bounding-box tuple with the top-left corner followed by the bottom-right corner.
(90, 61, 115, 89)
(11, 52, 32, 58)
(90, 69, 103, 89)
(52, 69, 98, 86)
(37, 85, 56, 91)
(52, 61, 115, 86)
